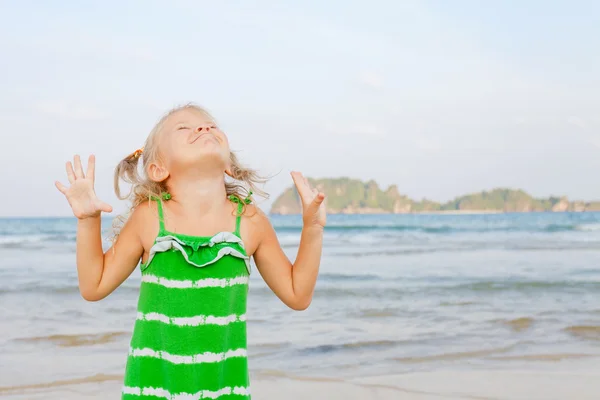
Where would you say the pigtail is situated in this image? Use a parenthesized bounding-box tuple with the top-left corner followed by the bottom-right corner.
(114, 148, 144, 200)
(111, 147, 167, 242)
(109, 149, 144, 243)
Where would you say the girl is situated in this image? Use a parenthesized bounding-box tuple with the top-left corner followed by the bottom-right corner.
(54, 104, 326, 399)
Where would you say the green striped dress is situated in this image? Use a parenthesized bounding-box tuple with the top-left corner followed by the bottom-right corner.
(122, 195, 251, 399)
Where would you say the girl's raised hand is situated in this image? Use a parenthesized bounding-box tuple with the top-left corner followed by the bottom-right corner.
(55, 155, 113, 219)
(291, 171, 326, 228)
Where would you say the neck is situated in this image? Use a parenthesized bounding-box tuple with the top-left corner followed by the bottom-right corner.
(167, 172, 228, 213)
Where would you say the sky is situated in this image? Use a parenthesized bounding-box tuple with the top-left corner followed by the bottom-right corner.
(0, 0, 599, 216)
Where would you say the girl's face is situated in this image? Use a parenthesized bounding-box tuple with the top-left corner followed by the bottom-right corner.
(157, 108, 231, 176)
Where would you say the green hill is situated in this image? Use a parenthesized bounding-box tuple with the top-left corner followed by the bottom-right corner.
(269, 178, 600, 214)
(441, 189, 562, 212)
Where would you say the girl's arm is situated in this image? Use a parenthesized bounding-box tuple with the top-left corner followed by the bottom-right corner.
(252, 172, 326, 310)
(76, 210, 144, 301)
(56, 155, 144, 301)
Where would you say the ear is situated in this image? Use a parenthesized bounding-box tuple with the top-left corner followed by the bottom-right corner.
(148, 162, 170, 182)
(224, 158, 233, 178)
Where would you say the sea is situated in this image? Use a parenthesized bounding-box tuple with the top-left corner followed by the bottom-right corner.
(1, 212, 600, 395)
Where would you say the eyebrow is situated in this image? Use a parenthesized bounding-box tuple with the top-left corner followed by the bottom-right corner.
(169, 119, 217, 131)
(173, 119, 215, 125)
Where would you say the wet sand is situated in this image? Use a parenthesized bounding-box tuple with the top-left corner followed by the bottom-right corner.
(2, 367, 600, 400)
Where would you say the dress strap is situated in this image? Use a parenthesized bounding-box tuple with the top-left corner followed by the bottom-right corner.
(150, 192, 171, 233)
(235, 202, 244, 236)
(229, 191, 252, 237)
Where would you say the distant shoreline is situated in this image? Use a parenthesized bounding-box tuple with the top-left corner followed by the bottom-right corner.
(269, 209, 598, 216)
(5, 209, 600, 218)
(270, 180, 600, 215)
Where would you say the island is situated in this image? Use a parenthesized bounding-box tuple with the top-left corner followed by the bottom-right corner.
(270, 177, 600, 215)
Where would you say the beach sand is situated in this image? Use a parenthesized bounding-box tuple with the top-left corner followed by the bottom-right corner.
(3, 368, 600, 400)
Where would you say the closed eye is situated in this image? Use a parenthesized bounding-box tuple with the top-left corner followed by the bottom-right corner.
(177, 126, 189, 131)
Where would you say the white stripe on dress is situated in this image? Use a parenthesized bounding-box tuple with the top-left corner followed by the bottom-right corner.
(141, 275, 249, 289)
(128, 347, 247, 364)
(136, 312, 246, 327)
(122, 385, 250, 399)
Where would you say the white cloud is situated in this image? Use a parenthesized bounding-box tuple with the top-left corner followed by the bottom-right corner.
(565, 116, 600, 149)
(325, 122, 386, 138)
(585, 132, 600, 149)
(26, 32, 157, 63)
(567, 116, 587, 130)
(514, 117, 528, 125)
(359, 71, 384, 89)
(414, 137, 442, 153)
(36, 101, 107, 120)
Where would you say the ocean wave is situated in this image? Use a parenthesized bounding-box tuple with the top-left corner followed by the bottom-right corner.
(543, 224, 578, 232)
(319, 273, 384, 282)
(575, 223, 600, 232)
(264, 279, 600, 298)
(0, 373, 122, 394)
(490, 353, 594, 362)
(13, 331, 129, 347)
(6, 222, 598, 238)
(4, 277, 599, 298)
(275, 222, 600, 235)
(3, 217, 600, 252)
(325, 242, 600, 257)
(0, 282, 141, 295)
(351, 308, 398, 318)
(500, 317, 535, 332)
(252, 341, 293, 350)
(449, 280, 600, 292)
(0, 233, 77, 249)
(393, 345, 517, 363)
(439, 300, 478, 307)
(276, 225, 457, 233)
(327, 246, 484, 258)
(564, 325, 600, 341)
(297, 339, 408, 355)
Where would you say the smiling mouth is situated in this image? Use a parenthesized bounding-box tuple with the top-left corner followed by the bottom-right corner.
(190, 132, 217, 144)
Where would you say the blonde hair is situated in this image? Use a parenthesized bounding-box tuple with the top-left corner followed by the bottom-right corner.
(111, 103, 268, 239)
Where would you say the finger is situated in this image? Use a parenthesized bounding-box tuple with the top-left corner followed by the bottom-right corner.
(66, 161, 76, 184)
(306, 192, 326, 215)
(86, 155, 96, 182)
(74, 155, 85, 179)
(290, 171, 310, 199)
(310, 188, 318, 202)
(97, 200, 113, 213)
(54, 181, 68, 194)
(303, 176, 311, 189)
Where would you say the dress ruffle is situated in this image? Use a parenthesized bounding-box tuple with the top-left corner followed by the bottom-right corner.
(141, 231, 250, 274)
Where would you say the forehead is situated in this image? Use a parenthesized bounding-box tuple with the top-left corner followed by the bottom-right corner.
(162, 108, 215, 128)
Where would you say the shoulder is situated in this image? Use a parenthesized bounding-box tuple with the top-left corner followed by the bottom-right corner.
(238, 203, 274, 255)
(127, 201, 161, 248)
(129, 200, 159, 224)
(242, 203, 271, 231)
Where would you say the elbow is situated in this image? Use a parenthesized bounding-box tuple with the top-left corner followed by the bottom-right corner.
(80, 289, 104, 302)
(289, 297, 312, 311)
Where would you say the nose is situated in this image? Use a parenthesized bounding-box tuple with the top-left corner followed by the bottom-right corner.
(195, 125, 211, 133)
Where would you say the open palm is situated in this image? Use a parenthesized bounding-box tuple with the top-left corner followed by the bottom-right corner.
(55, 155, 112, 219)
(291, 171, 326, 228)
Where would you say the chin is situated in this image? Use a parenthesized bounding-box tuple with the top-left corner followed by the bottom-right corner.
(193, 150, 228, 168)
